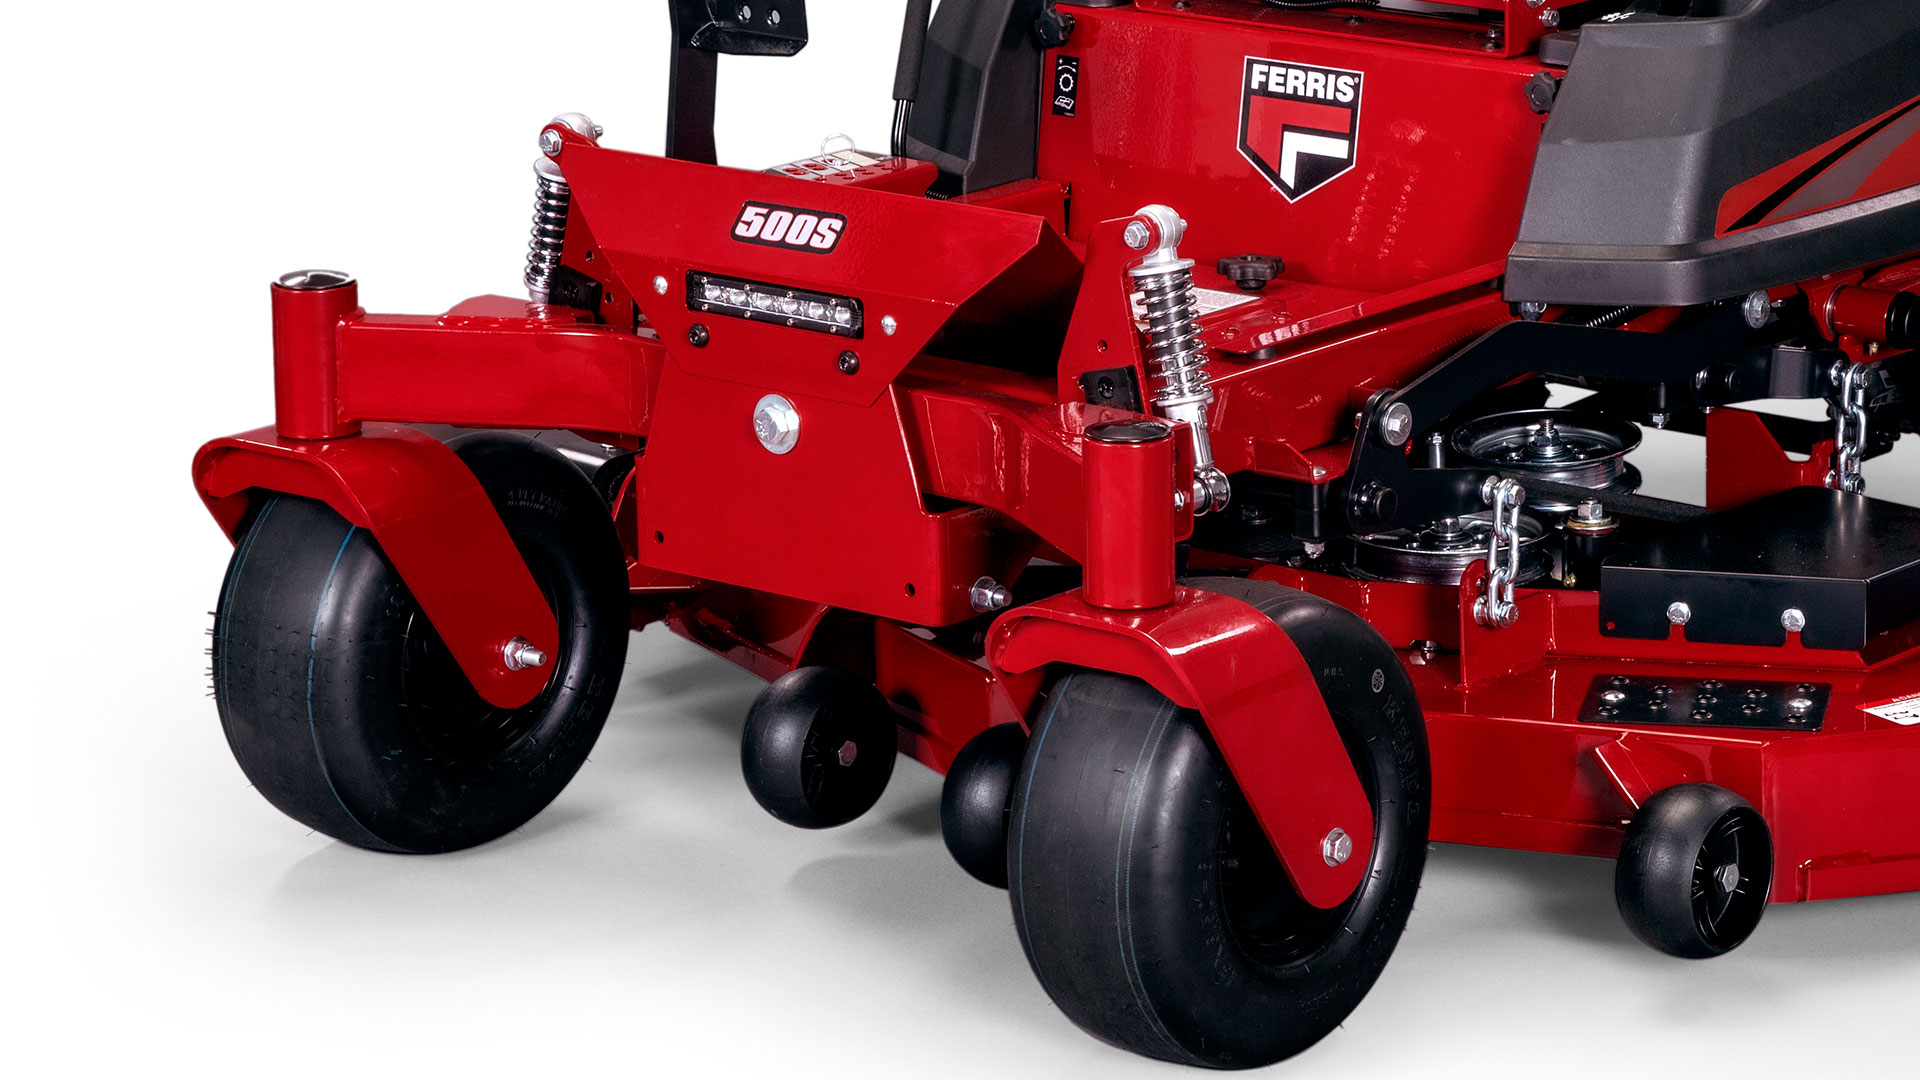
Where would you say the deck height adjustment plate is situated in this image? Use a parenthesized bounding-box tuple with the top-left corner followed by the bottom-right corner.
(1578, 674, 1831, 732)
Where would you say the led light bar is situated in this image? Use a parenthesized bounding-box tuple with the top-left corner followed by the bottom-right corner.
(686, 272, 864, 338)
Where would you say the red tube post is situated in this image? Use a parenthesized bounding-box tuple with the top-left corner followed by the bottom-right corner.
(271, 270, 362, 440)
(1083, 419, 1177, 610)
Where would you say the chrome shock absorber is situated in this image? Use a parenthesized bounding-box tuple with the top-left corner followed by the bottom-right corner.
(523, 113, 603, 304)
(1128, 205, 1231, 514)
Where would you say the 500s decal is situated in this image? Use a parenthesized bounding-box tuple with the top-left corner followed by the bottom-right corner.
(733, 202, 846, 253)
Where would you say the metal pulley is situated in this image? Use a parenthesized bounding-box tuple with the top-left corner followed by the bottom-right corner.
(1449, 409, 1642, 513)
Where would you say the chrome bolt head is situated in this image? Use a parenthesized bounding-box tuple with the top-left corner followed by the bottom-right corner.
(539, 129, 564, 158)
(752, 394, 801, 455)
(1602, 690, 1627, 704)
(836, 740, 859, 767)
(1781, 607, 1807, 633)
(1539, 8, 1561, 28)
(503, 637, 548, 671)
(970, 576, 1012, 613)
(1322, 828, 1354, 867)
(1517, 300, 1549, 322)
(880, 315, 898, 336)
(1667, 601, 1692, 626)
(1123, 220, 1152, 250)
(1378, 402, 1415, 447)
(1742, 290, 1774, 329)
(1714, 863, 1741, 895)
(1788, 697, 1814, 713)
(652, 275, 669, 295)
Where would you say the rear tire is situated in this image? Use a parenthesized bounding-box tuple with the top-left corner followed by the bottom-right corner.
(210, 435, 629, 853)
(1007, 578, 1428, 1069)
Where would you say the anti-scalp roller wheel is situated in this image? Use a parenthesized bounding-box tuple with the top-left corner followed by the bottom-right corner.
(741, 667, 899, 828)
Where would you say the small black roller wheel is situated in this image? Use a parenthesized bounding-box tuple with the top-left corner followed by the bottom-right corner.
(1616, 783, 1773, 959)
(741, 667, 898, 828)
(1008, 577, 1429, 1069)
(941, 723, 1028, 887)
(211, 434, 630, 854)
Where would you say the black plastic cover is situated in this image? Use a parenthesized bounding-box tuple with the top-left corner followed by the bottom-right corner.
(901, 0, 1045, 194)
(1507, 0, 1920, 306)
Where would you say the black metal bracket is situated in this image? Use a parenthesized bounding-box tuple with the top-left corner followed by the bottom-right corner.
(1341, 304, 1766, 536)
(666, 1, 810, 164)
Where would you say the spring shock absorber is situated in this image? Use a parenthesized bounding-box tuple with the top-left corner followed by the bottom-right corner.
(1128, 205, 1231, 514)
(523, 113, 604, 305)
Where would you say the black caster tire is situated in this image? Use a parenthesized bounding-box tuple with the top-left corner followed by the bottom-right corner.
(741, 667, 898, 829)
(1616, 783, 1773, 959)
(941, 722, 1028, 887)
(1007, 577, 1429, 1069)
(210, 434, 630, 854)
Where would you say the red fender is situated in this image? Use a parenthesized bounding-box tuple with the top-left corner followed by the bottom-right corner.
(191, 422, 558, 709)
(986, 586, 1374, 909)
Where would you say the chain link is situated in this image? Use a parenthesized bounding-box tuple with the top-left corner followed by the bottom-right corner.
(1827, 361, 1875, 495)
(1473, 477, 1526, 629)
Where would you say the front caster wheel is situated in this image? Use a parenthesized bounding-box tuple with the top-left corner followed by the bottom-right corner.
(1008, 578, 1429, 1069)
(741, 667, 898, 828)
(210, 435, 630, 853)
(1616, 783, 1773, 959)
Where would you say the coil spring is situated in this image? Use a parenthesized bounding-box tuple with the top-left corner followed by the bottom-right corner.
(523, 167, 570, 303)
(1138, 265, 1211, 407)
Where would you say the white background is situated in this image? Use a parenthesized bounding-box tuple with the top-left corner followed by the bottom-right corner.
(6, 2, 1919, 1077)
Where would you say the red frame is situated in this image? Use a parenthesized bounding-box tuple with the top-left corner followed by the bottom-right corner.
(196, 1, 1920, 909)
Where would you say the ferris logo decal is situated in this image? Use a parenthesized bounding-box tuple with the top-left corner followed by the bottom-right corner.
(732, 202, 846, 253)
(1237, 57, 1364, 202)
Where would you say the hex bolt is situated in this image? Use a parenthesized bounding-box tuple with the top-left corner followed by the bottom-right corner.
(503, 637, 549, 671)
(1517, 300, 1548, 321)
(1321, 828, 1354, 867)
(836, 740, 859, 767)
(1667, 601, 1692, 626)
(970, 576, 1012, 613)
(1123, 220, 1153, 250)
(1714, 864, 1741, 894)
(1377, 402, 1414, 447)
(539, 128, 564, 158)
(1781, 607, 1807, 633)
(1742, 290, 1774, 329)
(753, 394, 801, 455)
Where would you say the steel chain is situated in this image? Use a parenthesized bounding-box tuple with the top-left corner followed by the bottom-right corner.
(1473, 476, 1526, 629)
(1827, 361, 1874, 494)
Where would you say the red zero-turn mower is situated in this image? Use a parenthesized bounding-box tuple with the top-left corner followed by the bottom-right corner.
(195, 0, 1920, 1068)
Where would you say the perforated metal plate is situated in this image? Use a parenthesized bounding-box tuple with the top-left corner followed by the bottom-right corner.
(1578, 673, 1830, 732)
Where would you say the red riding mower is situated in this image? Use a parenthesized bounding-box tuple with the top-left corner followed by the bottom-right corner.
(194, 0, 1920, 1069)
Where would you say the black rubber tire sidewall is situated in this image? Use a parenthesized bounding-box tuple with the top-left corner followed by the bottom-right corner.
(211, 434, 629, 853)
(1007, 577, 1430, 1069)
